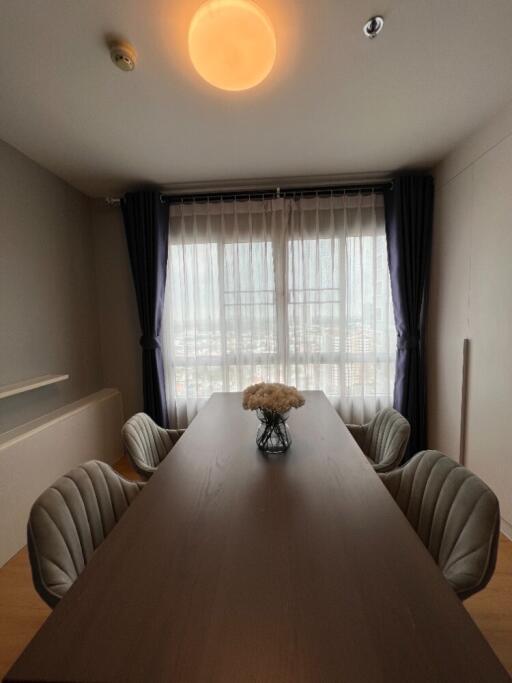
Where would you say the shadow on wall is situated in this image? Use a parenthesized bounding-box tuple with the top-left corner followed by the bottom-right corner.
(91, 201, 143, 420)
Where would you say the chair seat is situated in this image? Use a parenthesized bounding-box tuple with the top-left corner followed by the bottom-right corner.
(122, 412, 185, 479)
(27, 460, 144, 608)
(380, 450, 500, 600)
(346, 408, 410, 472)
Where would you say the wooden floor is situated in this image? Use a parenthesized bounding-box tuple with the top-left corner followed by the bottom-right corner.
(1, 456, 511, 679)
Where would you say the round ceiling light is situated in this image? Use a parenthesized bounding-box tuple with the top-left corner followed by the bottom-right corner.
(188, 0, 277, 92)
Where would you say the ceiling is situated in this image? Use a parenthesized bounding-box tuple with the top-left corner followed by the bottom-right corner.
(1, 0, 512, 197)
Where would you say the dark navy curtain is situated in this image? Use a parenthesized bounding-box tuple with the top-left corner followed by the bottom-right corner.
(384, 175, 434, 460)
(122, 191, 169, 427)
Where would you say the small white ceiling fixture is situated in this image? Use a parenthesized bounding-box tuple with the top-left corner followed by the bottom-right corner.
(363, 16, 384, 39)
(109, 40, 137, 71)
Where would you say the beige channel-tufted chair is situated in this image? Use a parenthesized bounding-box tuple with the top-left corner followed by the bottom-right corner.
(346, 408, 411, 472)
(122, 413, 185, 480)
(380, 450, 500, 600)
(27, 460, 144, 608)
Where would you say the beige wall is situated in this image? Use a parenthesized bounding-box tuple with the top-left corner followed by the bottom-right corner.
(91, 202, 142, 420)
(428, 99, 512, 533)
(0, 139, 103, 432)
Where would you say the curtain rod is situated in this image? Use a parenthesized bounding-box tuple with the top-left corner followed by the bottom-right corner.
(163, 181, 392, 204)
(105, 180, 393, 207)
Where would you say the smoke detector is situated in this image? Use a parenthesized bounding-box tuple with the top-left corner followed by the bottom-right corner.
(363, 16, 384, 39)
(109, 40, 137, 71)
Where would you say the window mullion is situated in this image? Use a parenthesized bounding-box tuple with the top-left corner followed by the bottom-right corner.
(218, 223, 229, 391)
(272, 204, 289, 383)
(339, 205, 348, 404)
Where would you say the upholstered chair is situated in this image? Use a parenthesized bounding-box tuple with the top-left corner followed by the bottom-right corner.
(346, 408, 410, 472)
(27, 460, 144, 608)
(122, 412, 185, 480)
(380, 450, 500, 601)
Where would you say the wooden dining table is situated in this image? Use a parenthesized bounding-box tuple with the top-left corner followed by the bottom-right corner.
(5, 391, 510, 682)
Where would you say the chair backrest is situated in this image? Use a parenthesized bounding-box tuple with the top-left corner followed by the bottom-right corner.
(363, 408, 410, 468)
(122, 412, 173, 476)
(380, 450, 500, 600)
(27, 460, 142, 608)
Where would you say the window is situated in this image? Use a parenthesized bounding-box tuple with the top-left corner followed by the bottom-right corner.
(162, 194, 396, 427)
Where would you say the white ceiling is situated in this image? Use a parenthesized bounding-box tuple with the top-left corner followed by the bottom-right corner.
(1, 0, 512, 197)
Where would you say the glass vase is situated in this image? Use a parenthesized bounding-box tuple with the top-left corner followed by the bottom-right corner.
(255, 409, 291, 454)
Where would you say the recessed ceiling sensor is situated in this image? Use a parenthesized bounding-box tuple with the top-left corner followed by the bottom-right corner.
(109, 40, 137, 71)
(363, 16, 384, 39)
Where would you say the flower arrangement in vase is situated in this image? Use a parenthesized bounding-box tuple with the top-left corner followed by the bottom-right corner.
(242, 382, 305, 454)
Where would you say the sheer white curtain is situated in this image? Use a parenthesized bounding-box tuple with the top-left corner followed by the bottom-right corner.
(161, 193, 396, 427)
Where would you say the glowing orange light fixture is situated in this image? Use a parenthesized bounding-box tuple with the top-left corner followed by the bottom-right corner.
(188, 0, 276, 91)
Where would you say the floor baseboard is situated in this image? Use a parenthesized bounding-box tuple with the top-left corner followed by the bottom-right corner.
(501, 518, 512, 541)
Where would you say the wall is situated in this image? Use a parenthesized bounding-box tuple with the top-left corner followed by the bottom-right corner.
(91, 202, 142, 420)
(0, 139, 103, 432)
(428, 99, 512, 533)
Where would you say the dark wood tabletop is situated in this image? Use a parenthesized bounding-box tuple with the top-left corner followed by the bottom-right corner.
(5, 391, 510, 682)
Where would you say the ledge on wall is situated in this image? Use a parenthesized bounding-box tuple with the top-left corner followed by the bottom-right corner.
(0, 374, 69, 400)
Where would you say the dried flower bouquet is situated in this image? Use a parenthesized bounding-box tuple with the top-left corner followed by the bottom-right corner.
(242, 382, 305, 414)
(243, 383, 305, 453)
